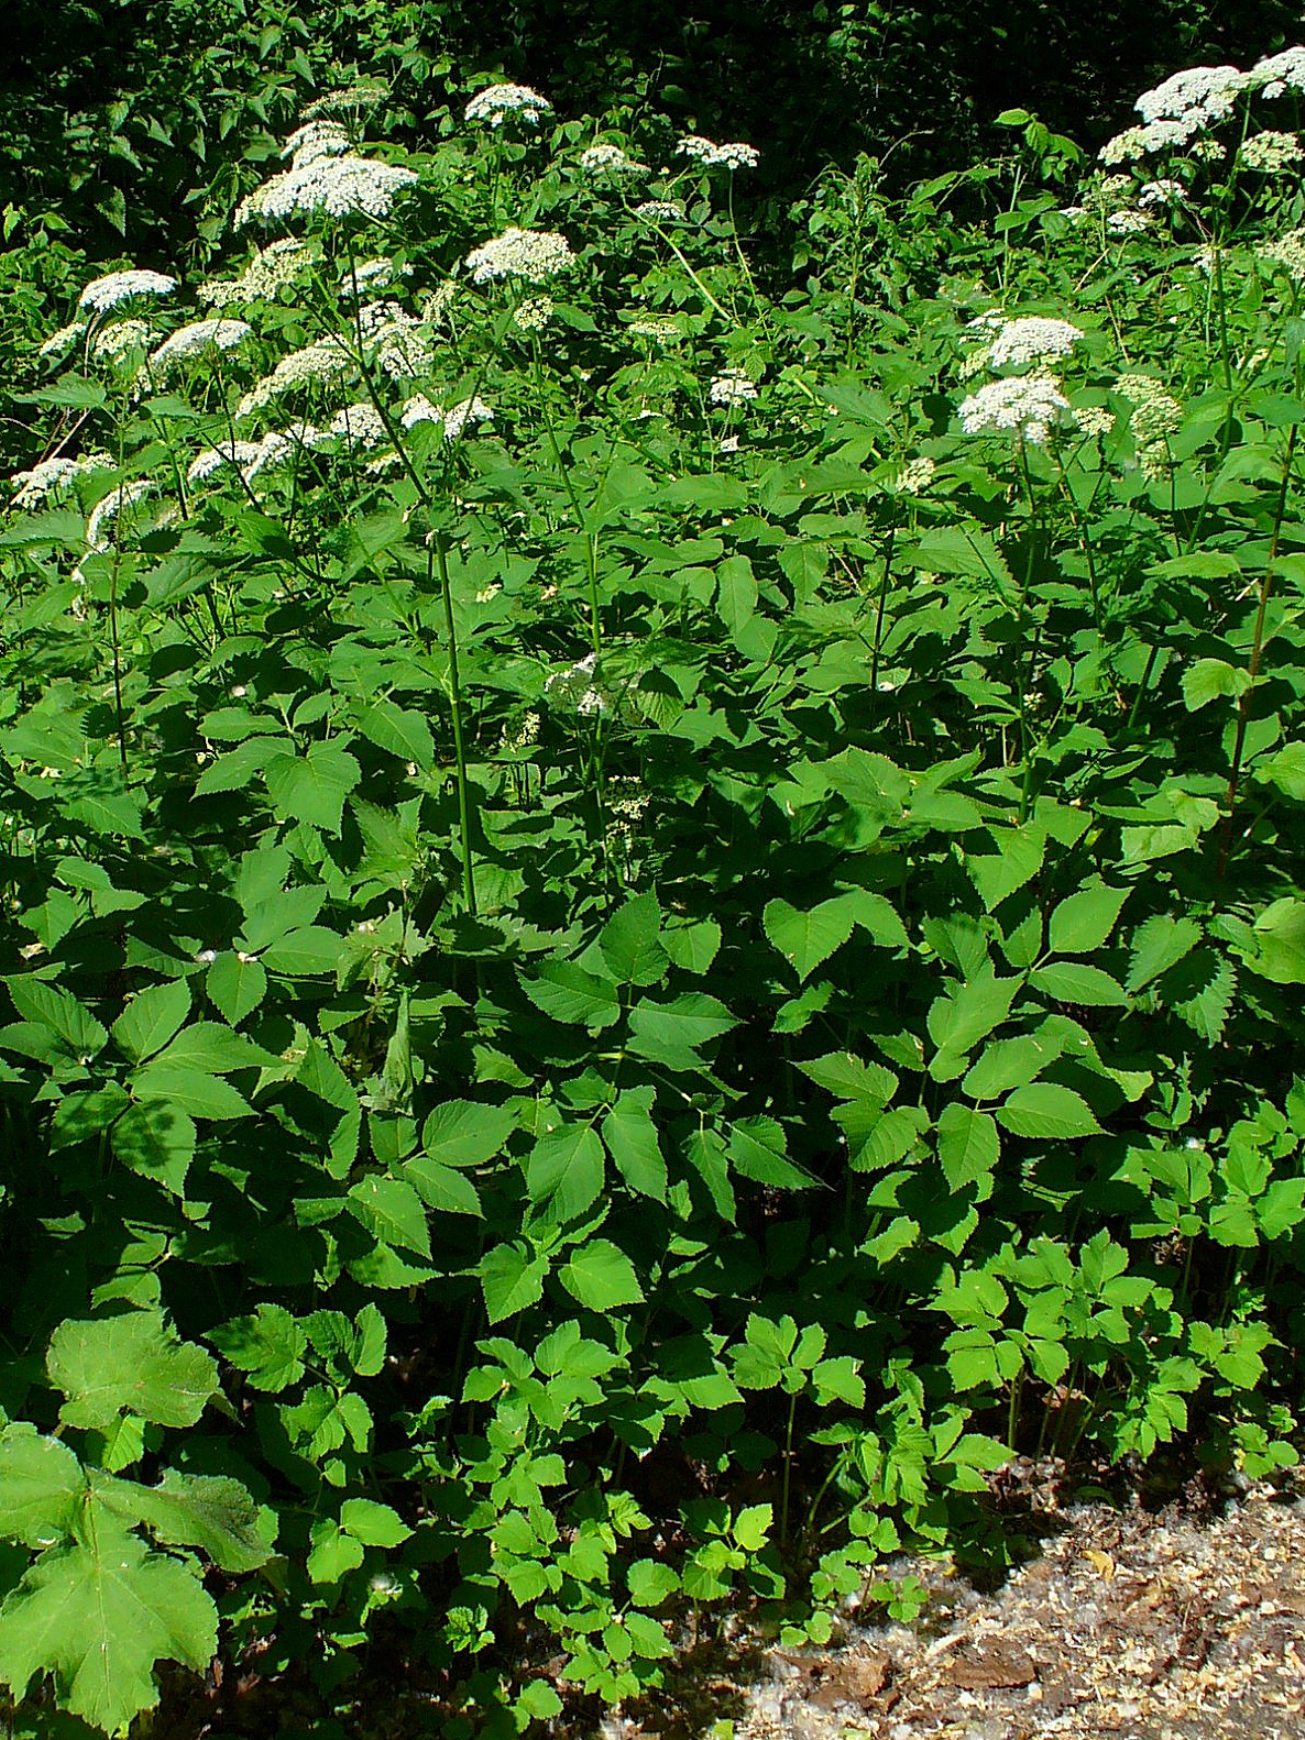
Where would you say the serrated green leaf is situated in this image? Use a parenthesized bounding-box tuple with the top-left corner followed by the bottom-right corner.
(110, 981, 191, 1064)
(1127, 913, 1203, 992)
(935, 1104, 1000, 1190)
(480, 1242, 549, 1323)
(763, 896, 857, 982)
(0, 1427, 85, 1548)
(964, 824, 1045, 912)
(340, 1497, 412, 1547)
(90, 1469, 271, 1573)
(205, 953, 267, 1025)
(5, 976, 107, 1058)
(47, 1312, 218, 1431)
(307, 1518, 366, 1584)
(662, 917, 722, 974)
(727, 1116, 818, 1188)
(521, 960, 624, 1028)
(210, 1304, 306, 1391)
(264, 741, 361, 834)
(1182, 657, 1251, 710)
(258, 925, 344, 976)
(0, 1522, 217, 1735)
(354, 699, 435, 770)
(130, 1064, 251, 1121)
(627, 992, 737, 1067)
(1030, 962, 1129, 1006)
(526, 1122, 605, 1220)
(1048, 881, 1130, 954)
(421, 1099, 516, 1167)
(559, 1238, 645, 1309)
(147, 1021, 276, 1074)
(346, 1174, 431, 1256)
(602, 1087, 668, 1200)
(599, 891, 669, 984)
(110, 1101, 196, 1195)
(402, 1155, 483, 1216)
(997, 1083, 1103, 1140)
(961, 1034, 1058, 1100)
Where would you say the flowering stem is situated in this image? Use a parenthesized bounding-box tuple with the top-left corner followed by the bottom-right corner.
(648, 222, 730, 319)
(432, 531, 478, 917)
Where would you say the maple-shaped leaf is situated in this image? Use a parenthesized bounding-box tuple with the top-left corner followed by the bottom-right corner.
(46, 1311, 218, 1432)
(90, 1469, 272, 1574)
(0, 1425, 85, 1547)
(0, 1517, 216, 1735)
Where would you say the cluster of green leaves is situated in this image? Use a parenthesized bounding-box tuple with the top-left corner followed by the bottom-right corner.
(3, 44, 1305, 1739)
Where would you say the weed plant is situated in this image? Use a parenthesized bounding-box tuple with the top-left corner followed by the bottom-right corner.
(2, 48, 1305, 1739)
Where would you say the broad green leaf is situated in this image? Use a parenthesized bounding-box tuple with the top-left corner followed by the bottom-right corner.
(1182, 657, 1252, 710)
(47, 1312, 218, 1431)
(727, 1116, 817, 1188)
(264, 741, 361, 834)
(599, 891, 669, 985)
(0, 1522, 217, 1735)
(421, 1099, 516, 1167)
(716, 554, 757, 645)
(935, 1104, 1000, 1191)
(1048, 881, 1130, 955)
(354, 699, 435, 770)
(1254, 740, 1305, 801)
(763, 896, 856, 982)
(559, 1239, 645, 1309)
(340, 1497, 412, 1547)
(798, 1051, 897, 1104)
(627, 1559, 680, 1607)
(258, 925, 344, 976)
(962, 1035, 1057, 1100)
(1250, 898, 1305, 985)
(526, 1123, 605, 1220)
(926, 973, 1020, 1072)
(403, 1156, 483, 1216)
(5, 976, 107, 1058)
(1029, 962, 1129, 1006)
(997, 1083, 1103, 1140)
(147, 1021, 276, 1074)
(210, 1304, 306, 1391)
(1164, 949, 1237, 1043)
(628, 992, 737, 1067)
(0, 1426, 85, 1547)
(307, 1518, 366, 1584)
(964, 824, 1045, 912)
(685, 1126, 735, 1220)
(131, 1064, 252, 1121)
(602, 1088, 668, 1200)
(110, 980, 190, 1064)
(520, 960, 623, 1028)
(346, 1175, 431, 1256)
(205, 953, 268, 1025)
(110, 1101, 196, 1195)
(903, 526, 1016, 603)
(480, 1241, 549, 1323)
(1127, 913, 1202, 992)
(90, 1469, 271, 1573)
(663, 917, 722, 974)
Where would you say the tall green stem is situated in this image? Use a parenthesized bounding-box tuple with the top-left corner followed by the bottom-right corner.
(432, 533, 478, 916)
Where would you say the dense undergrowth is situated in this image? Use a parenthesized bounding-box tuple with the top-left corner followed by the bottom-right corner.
(2, 43, 1305, 1740)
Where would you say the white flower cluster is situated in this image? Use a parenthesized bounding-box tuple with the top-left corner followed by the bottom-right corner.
(634, 200, 686, 223)
(327, 402, 389, 447)
(420, 283, 458, 326)
(8, 452, 112, 510)
(894, 456, 936, 495)
(1240, 130, 1303, 173)
(957, 375, 1070, 445)
(627, 314, 679, 340)
(357, 300, 436, 378)
(340, 256, 410, 297)
(282, 120, 351, 164)
(1137, 179, 1185, 208)
(78, 270, 177, 316)
(38, 321, 88, 359)
(200, 238, 313, 306)
(400, 394, 493, 441)
(1253, 47, 1305, 99)
(1116, 373, 1183, 461)
(235, 154, 417, 227)
(1074, 405, 1116, 438)
(464, 84, 552, 127)
(86, 479, 154, 548)
(579, 143, 645, 174)
(545, 651, 608, 716)
(188, 425, 331, 487)
(150, 318, 251, 376)
(91, 319, 153, 362)
(237, 337, 353, 417)
(1261, 228, 1305, 280)
(1098, 120, 1198, 162)
(513, 296, 554, 332)
(709, 368, 758, 406)
(1136, 65, 1251, 127)
(303, 80, 387, 118)
(676, 135, 759, 170)
(465, 227, 574, 284)
(987, 316, 1084, 369)
(1189, 138, 1226, 162)
(187, 441, 263, 484)
(1107, 209, 1153, 235)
